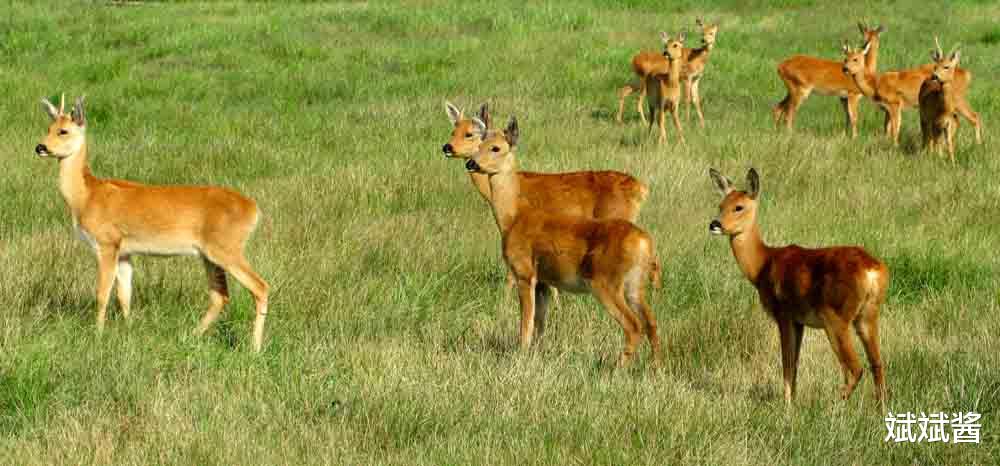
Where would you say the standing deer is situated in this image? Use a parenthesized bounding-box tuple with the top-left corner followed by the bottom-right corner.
(842, 36, 979, 146)
(647, 32, 686, 144)
(442, 102, 649, 313)
(35, 95, 270, 352)
(616, 19, 718, 126)
(709, 168, 889, 405)
(773, 23, 884, 138)
(466, 117, 662, 365)
(920, 40, 964, 162)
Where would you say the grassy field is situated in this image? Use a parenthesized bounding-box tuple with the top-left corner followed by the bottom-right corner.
(1, 1, 998, 464)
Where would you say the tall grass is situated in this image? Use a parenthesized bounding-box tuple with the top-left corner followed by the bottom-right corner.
(1, 1, 997, 464)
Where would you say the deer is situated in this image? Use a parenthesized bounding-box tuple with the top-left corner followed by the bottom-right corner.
(708, 168, 889, 406)
(616, 19, 718, 126)
(843, 36, 980, 147)
(442, 102, 649, 307)
(465, 116, 662, 366)
(646, 32, 686, 144)
(773, 23, 884, 138)
(919, 40, 964, 162)
(35, 95, 270, 352)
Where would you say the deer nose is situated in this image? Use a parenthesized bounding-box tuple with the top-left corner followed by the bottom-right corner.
(442, 143, 454, 156)
(35, 144, 48, 155)
(709, 220, 723, 234)
(465, 159, 480, 172)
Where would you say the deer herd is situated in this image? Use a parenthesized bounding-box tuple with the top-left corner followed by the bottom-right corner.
(33, 17, 985, 408)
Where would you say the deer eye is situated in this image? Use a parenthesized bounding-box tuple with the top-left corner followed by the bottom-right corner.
(491, 146, 500, 153)
(734, 205, 744, 212)
(58, 129, 69, 136)
(465, 133, 473, 138)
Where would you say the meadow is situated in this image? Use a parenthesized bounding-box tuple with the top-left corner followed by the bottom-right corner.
(1, 1, 998, 464)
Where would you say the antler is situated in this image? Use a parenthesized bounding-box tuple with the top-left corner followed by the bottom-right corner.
(932, 36, 943, 60)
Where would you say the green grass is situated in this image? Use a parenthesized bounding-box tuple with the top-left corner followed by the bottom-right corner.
(2, 1, 999, 464)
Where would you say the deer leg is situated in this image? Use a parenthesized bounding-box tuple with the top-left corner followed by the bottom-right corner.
(692, 77, 705, 128)
(205, 248, 269, 352)
(853, 312, 886, 406)
(637, 78, 648, 125)
(955, 98, 982, 144)
(821, 312, 863, 401)
(515, 277, 537, 350)
(616, 84, 634, 124)
(777, 319, 805, 403)
(657, 103, 668, 145)
(671, 104, 684, 144)
(946, 119, 956, 164)
(115, 255, 133, 320)
(94, 246, 120, 333)
(626, 276, 660, 365)
(773, 94, 789, 127)
(785, 88, 810, 131)
(891, 105, 903, 146)
(533, 283, 550, 342)
(593, 283, 643, 367)
(195, 258, 230, 337)
(843, 94, 861, 139)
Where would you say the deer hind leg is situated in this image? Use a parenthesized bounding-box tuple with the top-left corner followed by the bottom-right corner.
(637, 78, 649, 125)
(95, 246, 120, 333)
(616, 84, 635, 124)
(657, 102, 668, 145)
(195, 257, 230, 337)
(784, 88, 810, 131)
(204, 247, 269, 352)
(533, 283, 551, 343)
(777, 319, 805, 404)
(955, 98, 982, 144)
(625, 271, 660, 365)
(691, 77, 705, 128)
(773, 94, 789, 127)
(853, 310, 885, 405)
(593, 282, 643, 367)
(820, 311, 864, 401)
(115, 255, 134, 320)
(670, 102, 684, 144)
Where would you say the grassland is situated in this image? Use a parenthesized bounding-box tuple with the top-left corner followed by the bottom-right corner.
(1, 1, 998, 464)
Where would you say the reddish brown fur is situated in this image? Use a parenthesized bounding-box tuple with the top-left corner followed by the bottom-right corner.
(773, 23, 884, 137)
(709, 168, 889, 405)
(469, 118, 661, 366)
(36, 95, 270, 352)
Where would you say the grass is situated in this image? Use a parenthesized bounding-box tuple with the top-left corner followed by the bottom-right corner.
(1, 1, 998, 464)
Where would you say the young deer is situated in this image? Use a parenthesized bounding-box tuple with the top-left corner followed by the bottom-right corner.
(709, 168, 889, 405)
(919, 41, 964, 162)
(842, 36, 978, 146)
(680, 18, 719, 127)
(616, 19, 718, 126)
(647, 32, 686, 144)
(36, 95, 270, 352)
(466, 117, 662, 365)
(773, 23, 884, 138)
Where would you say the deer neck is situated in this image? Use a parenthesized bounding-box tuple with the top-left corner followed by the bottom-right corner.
(865, 41, 879, 73)
(850, 68, 878, 98)
(666, 55, 682, 86)
(466, 170, 492, 202)
(728, 223, 771, 285)
(485, 164, 520, 236)
(58, 141, 94, 218)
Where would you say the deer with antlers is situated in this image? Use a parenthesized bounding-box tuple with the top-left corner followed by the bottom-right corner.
(35, 95, 270, 352)
(617, 19, 718, 127)
(842, 36, 979, 146)
(920, 40, 966, 162)
(647, 32, 686, 144)
(709, 168, 889, 405)
(773, 23, 884, 137)
(466, 117, 662, 365)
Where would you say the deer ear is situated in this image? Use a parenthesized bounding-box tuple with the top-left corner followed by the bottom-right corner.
(660, 31, 670, 45)
(876, 24, 886, 33)
(41, 98, 59, 121)
(678, 32, 686, 43)
(504, 116, 519, 147)
(696, 18, 704, 27)
(471, 117, 487, 135)
(950, 50, 961, 63)
(72, 96, 86, 127)
(746, 168, 760, 200)
(862, 40, 871, 55)
(477, 103, 492, 130)
(445, 101, 462, 126)
(709, 168, 733, 196)
(858, 22, 866, 34)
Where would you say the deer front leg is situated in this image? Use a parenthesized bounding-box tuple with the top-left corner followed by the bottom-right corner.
(94, 246, 120, 332)
(516, 277, 537, 350)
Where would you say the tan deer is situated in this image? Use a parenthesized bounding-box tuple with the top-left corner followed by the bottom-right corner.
(466, 117, 662, 365)
(919, 41, 964, 162)
(680, 18, 719, 127)
(842, 36, 979, 146)
(616, 19, 718, 126)
(35, 95, 270, 352)
(647, 32, 686, 144)
(773, 23, 884, 138)
(443, 102, 648, 309)
(709, 168, 889, 405)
